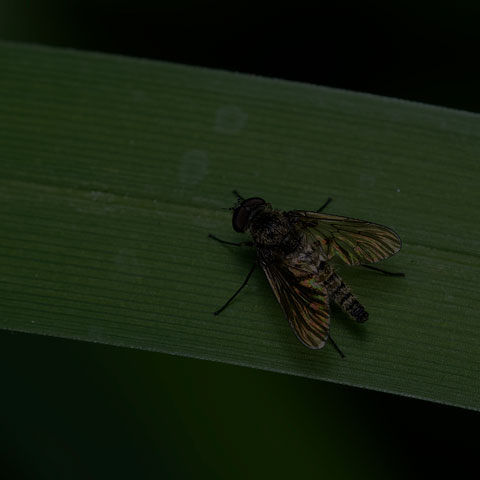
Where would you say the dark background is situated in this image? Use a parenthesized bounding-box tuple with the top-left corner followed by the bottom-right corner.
(1, 1, 479, 478)
(2, 0, 480, 113)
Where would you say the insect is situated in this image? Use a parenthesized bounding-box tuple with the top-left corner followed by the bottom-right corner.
(209, 191, 403, 357)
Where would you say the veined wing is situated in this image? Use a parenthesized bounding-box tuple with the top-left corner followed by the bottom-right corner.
(288, 211, 402, 266)
(259, 253, 330, 349)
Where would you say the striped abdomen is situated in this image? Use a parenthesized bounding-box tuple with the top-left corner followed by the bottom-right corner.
(323, 266, 368, 323)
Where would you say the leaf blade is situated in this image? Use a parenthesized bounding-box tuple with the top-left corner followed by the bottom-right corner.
(1, 41, 479, 410)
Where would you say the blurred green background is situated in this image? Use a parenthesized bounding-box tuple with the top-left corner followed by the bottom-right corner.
(1, 1, 479, 478)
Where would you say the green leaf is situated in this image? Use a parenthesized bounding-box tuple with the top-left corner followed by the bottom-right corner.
(1, 41, 479, 410)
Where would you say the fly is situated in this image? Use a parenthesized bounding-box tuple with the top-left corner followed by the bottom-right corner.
(209, 191, 404, 357)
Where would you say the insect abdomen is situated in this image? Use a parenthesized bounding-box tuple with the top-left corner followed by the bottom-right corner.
(325, 271, 369, 323)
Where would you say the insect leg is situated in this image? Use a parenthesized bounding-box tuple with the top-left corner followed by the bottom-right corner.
(361, 265, 405, 277)
(329, 334, 345, 358)
(208, 234, 254, 247)
(214, 263, 257, 315)
(316, 197, 333, 213)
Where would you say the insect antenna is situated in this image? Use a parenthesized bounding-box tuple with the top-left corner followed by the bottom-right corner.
(329, 335, 345, 358)
(232, 190, 245, 201)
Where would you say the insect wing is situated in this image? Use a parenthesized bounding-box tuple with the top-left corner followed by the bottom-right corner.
(289, 211, 401, 266)
(259, 256, 330, 349)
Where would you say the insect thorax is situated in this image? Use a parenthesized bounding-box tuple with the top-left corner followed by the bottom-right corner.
(249, 210, 298, 250)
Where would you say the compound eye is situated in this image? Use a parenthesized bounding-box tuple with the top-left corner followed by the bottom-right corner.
(232, 206, 249, 232)
(242, 197, 266, 209)
(231, 197, 266, 233)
